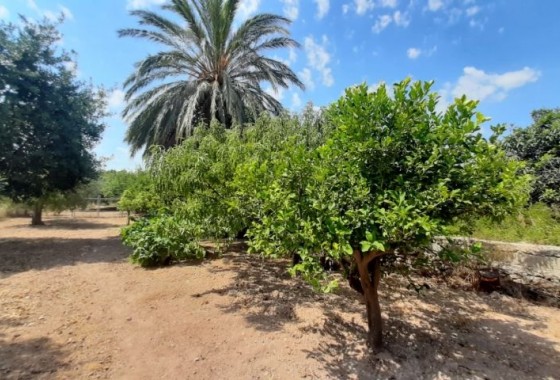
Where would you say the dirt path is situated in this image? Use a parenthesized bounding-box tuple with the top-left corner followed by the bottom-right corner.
(1, 215, 559, 379)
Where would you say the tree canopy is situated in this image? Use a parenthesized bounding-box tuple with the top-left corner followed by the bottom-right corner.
(0, 18, 106, 224)
(119, 0, 304, 156)
(504, 108, 560, 207)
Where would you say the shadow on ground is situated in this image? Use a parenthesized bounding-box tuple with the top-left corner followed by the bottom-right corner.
(199, 249, 560, 379)
(0, 237, 129, 277)
(0, 337, 68, 379)
(14, 218, 122, 230)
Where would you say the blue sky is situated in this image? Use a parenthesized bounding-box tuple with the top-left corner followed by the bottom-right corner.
(1, 0, 559, 170)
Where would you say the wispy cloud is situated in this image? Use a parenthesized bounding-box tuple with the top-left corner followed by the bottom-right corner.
(126, 0, 166, 10)
(406, 45, 437, 59)
(407, 48, 421, 59)
(107, 89, 126, 112)
(379, 0, 398, 8)
(0, 5, 9, 20)
(441, 66, 541, 103)
(264, 86, 285, 102)
(25, 2, 74, 22)
(291, 92, 302, 110)
(299, 68, 315, 91)
(314, 0, 330, 19)
(303, 35, 334, 87)
(280, 0, 299, 20)
(372, 14, 392, 33)
(427, 0, 444, 12)
(354, 0, 374, 15)
(237, 0, 260, 22)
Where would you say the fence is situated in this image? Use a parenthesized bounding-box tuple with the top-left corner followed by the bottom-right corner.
(85, 196, 121, 217)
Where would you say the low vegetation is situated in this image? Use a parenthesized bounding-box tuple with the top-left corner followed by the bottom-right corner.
(453, 203, 560, 246)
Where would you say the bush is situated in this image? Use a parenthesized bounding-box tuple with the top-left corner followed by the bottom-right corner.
(118, 188, 162, 216)
(453, 203, 560, 246)
(121, 215, 205, 267)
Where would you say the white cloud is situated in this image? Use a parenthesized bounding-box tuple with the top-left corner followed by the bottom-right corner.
(237, 0, 260, 21)
(291, 92, 302, 109)
(407, 48, 421, 59)
(465, 5, 480, 17)
(126, 0, 166, 10)
(265, 86, 285, 102)
(442, 66, 541, 103)
(281, 0, 299, 20)
(63, 61, 79, 75)
(314, 0, 330, 19)
(303, 35, 334, 87)
(342, 3, 350, 14)
(407, 45, 437, 59)
(27, 0, 40, 13)
(372, 14, 392, 33)
(25, 2, 74, 21)
(428, 0, 444, 12)
(288, 48, 297, 64)
(43, 10, 59, 21)
(355, 0, 374, 15)
(393, 10, 410, 27)
(299, 68, 315, 90)
(379, 0, 398, 8)
(107, 89, 125, 111)
(0, 5, 9, 20)
(59, 5, 74, 21)
(368, 80, 386, 93)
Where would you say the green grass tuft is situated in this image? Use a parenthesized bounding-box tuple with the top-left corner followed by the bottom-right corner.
(455, 203, 560, 246)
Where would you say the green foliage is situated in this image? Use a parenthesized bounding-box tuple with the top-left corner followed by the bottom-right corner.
(451, 203, 560, 246)
(118, 188, 162, 215)
(0, 18, 106, 223)
(123, 110, 329, 266)
(504, 108, 560, 207)
(123, 79, 528, 287)
(245, 79, 529, 286)
(121, 214, 205, 267)
(99, 170, 150, 198)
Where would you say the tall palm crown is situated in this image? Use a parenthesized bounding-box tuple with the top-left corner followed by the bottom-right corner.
(120, 0, 304, 156)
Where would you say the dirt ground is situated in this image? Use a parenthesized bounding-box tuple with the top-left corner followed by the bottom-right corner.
(1, 214, 559, 380)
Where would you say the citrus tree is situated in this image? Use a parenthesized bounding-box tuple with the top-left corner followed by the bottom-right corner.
(247, 79, 529, 349)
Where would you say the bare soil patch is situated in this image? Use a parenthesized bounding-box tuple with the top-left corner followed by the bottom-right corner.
(1, 215, 559, 379)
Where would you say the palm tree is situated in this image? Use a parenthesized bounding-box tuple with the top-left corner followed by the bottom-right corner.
(119, 0, 304, 156)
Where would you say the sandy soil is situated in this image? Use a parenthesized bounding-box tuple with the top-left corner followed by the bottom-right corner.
(1, 214, 559, 380)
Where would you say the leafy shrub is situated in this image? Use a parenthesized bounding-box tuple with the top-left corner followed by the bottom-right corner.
(452, 203, 560, 246)
(118, 188, 162, 215)
(121, 215, 205, 267)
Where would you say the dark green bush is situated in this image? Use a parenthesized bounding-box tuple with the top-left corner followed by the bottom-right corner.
(121, 215, 205, 267)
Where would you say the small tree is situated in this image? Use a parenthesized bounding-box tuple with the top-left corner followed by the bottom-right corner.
(504, 108, 560, 206)
(0, 18, 106, 225)
(248, 80, 529, 349)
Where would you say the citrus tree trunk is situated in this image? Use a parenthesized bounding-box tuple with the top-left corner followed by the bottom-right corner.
(353, 250, 383, 349)
(31, 199, 44, 226)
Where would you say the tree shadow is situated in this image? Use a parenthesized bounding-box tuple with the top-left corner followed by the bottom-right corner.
(196, 251, 560, 378)
(195, 252, 364, 332)
(0, 236, 129, 278)
(0, 337, 68, 379)
(305, 278, 560, 379)
(14, 218, 122, 230)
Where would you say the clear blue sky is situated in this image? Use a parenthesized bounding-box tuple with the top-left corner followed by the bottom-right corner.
(1, 0, 559, 170)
